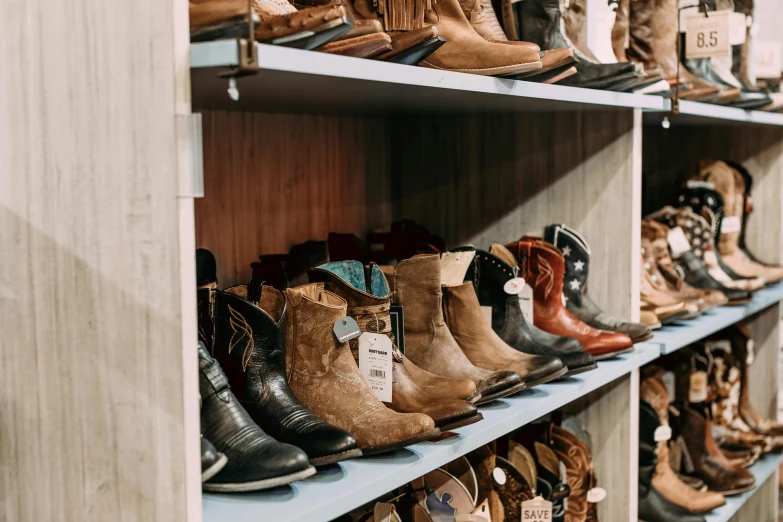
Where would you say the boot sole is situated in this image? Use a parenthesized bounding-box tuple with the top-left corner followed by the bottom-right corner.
(384, 36, 446, 65)
(437, 412, 484, 432)
(631, 332, 654, 343)
(203, 466, 317, 492)
(201, 453, 228, 483)
(465, 390, 482, 404)
(475, 381, 528, 405)
(361, 428, 442, 456)
(266, 18, 353, 51)
(565, 362, 598, 376)
(523, 365, 569, 388)
(591, 346, 635, 361)
(310, 448, 363, 467)
(715, 483, 756, 496)
(419, 60, 543, 77)
(726, 298, 753, 306)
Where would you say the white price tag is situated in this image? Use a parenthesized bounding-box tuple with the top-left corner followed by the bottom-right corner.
(521, 496, 552, 522)
(689, 371, 708, 403)
(730, 12, 747, 45)
(662, 371, 676, 402)
(586, 487, 606, 503)
(746, 339, 755, 365)
(504, 277, 526, 295)
(755, 41, 782, 79)
(358, 333, 393, 402)
(654, 425, 672, 442)
(720, 215, 741, 234)
(668, 226, 692, 258)
(588, 0, 618, 64)
(518, 284, 535, 324)
(685, 10, 731, 59)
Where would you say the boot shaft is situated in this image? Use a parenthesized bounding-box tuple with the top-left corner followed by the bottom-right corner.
(386, 254, 447, 342)
(507, 238, 566, 313)
(543, 224, 591, 307)
(695, 161, 746, 256)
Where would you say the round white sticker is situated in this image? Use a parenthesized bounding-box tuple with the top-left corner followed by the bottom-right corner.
(587, 487, 606, 503)
(503, 277, 526, 295)
(492, 467, 507, 485)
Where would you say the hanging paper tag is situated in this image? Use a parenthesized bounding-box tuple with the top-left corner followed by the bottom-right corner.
(668, 226, 692, 258)
(521, 496, 552, 522)
(654, 425, 673, 442)
(493, 467, 507, 485)
(720, 215, 741, 234)
(333, 316, 362, 343)
(504, 277, 526, 295)
(705, 340, 731, 353)
(755, 40, 782, 79)
(586, 487, 606, 503)
(730, 12, 747, 45)
(662, 371, 676, 402)
(685, 10, 731, 59)
(480, 306, 493, 327)
(689, 371, 708, 403)
(441, 251, 476, 287)
(389, 305, 405, 355)
(746, 339, 755, 365)
(358, 333, 393, 402)
(518, 285, 535, 324)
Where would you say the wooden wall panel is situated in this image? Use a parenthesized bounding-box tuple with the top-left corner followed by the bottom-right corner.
(0, 1, 190, 521)
(196, 111, 393, 286)
(392, 110, 639, 318)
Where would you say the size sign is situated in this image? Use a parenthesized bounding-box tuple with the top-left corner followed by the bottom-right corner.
(521, 496, 552, 522)
(755, 41, 782, 80)
(685, 10, 730, 59)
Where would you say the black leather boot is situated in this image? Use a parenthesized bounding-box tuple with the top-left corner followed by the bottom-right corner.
(199, 342, 315, 491)
(201, 437, 227, 483)
(515, 0, 638, 88)
(203, 285, 362, 466)
(543, 224, 653, 343)
(453, 246, 596, 374)
(638, 443, 706, 522)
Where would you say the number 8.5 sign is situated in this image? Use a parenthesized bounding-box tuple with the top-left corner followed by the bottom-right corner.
(685, 10, 730, 59)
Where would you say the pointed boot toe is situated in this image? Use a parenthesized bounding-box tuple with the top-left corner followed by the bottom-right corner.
(523, 354, 567, 385)
(362, 412, 440, 455)
(561, 350, 597, 375)
(476, 371, 526, 403)
(420, 400, 483, 431)
(304, 426, 362, 465)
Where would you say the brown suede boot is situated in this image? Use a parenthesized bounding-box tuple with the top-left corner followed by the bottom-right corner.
(285, 284, 440, 454)
(642, 239, 701, 318)
(696, 161, 783, 284)
(308, 261, 484, 431)
(443, 281, 567, 388)
(641, 376, 726, 513)
(384, 254, 526, 404)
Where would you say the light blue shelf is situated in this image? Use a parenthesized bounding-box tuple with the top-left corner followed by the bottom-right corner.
(202, 344, 660, 522)
(703, 452, 783, 522)
(651, 282, 783, 355)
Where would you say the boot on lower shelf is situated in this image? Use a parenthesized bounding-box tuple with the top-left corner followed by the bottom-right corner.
(638, 443, 707, 522)
(383, 254, 527, 404)
(505, 237, 634, 360)
(544, 223, 653, 342)
(198, 342, 316, 491)
(201, 436, 228, 483)
(285, 284, 441, 454)
(307, 261, 484, 430)
(203, 284, 363, 466)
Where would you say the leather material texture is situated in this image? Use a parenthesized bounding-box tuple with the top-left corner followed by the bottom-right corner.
(508, 48, 574, 80)
(625, 0, 656, 71)
(506, 238, 634, 357)
(443, 281, 567, 386)
(670, 251, 751, 304)
(208, 286, 361, 463)
(611, 0, 629, 61)
(544, 224, 652, 342)
(319, 32, 393, 57)
(641, 239, 700, 318)
(284, 284, 438, 453)
(201, 437, 225, 478)
(550, 425, 596, 522)
(253, 2, 349, 43)
(308, 262, 482, 430)
(198, 342, 313, 486)
(638, 444, 706, 522)
(190, 0, 253, 32)
(457, 245, 594, 372)
(384, 254, 525, 403)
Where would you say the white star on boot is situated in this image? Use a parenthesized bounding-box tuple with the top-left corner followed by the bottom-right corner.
(569, 279, 580, 290)
(574, 260, 585, 271)
(562, 246, 572, 257)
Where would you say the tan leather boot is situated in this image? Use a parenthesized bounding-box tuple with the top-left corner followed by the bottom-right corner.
(641, 376, 727, 513)
(284, 284, 440, 454)
(697, 161, 783, 284)
(640, 251, 689, 324)
(384, 254, 526, 404)
(308, 262, 484, 431)
(611, 0, 629, 61)
(443, 281, 567, 387)
(642, 239, 701, 319)
(252, 0, 353, 47)
(190, 0, 255, 41)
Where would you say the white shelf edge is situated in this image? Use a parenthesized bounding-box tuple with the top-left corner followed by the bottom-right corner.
(202, 344, 660, 522)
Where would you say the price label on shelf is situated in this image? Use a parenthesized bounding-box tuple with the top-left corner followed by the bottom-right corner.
(755, 41, 782, 80)
(685, 10, 730, 59)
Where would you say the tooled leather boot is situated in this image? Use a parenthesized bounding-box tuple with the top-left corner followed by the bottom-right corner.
(505, 238, 634, 359)
(443, 280, 568, 387)
(695, 161, 783, 283)
(674, 187, 767, 291)
(308, 261, 484, 430)
(204, 285, 363, 466)
(642, 239, 701, 319)
(454, 245, 596, 374)
(640, 377, 726, 513)
(640, 250, 690, 324)
(285, 284, 440, 454)
(198, 342, 316, 491)
(532, 441, 570, 522)
(383, 254, 526, 404)
(550, 424, 596, 522)
(544, 224, 653, 343)
(678, 402, 756, 495)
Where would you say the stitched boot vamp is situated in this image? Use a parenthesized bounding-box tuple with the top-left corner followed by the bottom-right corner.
(403, 354, 480, 402)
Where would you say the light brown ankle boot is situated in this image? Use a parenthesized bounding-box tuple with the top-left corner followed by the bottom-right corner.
(285, 284, 440, 455)
(384, 254, 526, 404)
